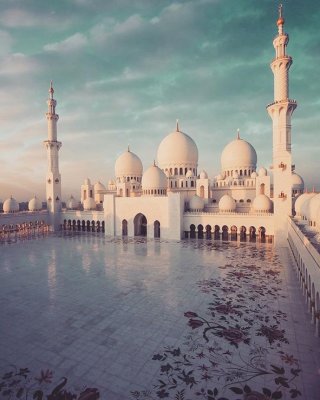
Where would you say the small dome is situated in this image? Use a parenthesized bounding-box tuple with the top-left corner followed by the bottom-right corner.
(308, 193, 320, 222)
(219, 194, 236, 212)
(186, 169, 193, 178)
(84, 178, 91, 185)
(221, 135, 257, 172)
(252, 194, 273, 213)
(300, 194, 315, 220)
(94, 181, 106, 192)
(258, 167, 267, 177)
(83, 197, 96, 210)
(142, 164, 167, 195)
(115, 148, 143, 179)
(199, 170, 208, 179)
(157, 123, 198, 170)
(67, 195, 78, 209)
(295, 193, 316, 217)
(28, 196, 42, 211)
(189, 194, 205, 211)
(3, 196, 19, 213)
(108, 179, 115, 185)
(292, 173, 304, 191)
(251, 172, 257, 178)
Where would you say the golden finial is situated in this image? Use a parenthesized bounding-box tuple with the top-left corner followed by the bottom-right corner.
(237, 128, 240, 140)
(176, 119, 179, 132)
(49, 80, 54, 99)
(277, 4, 285, 27)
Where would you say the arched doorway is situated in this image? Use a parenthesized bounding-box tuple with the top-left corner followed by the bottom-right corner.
(122, 219, 128, 236)
(134, 213, 147, 236)
(205, 225, 212, 239)
(240, 226, 246, 242)
(200, 186, 204, 198)
(222, 225, 228, 241)
(249, 226, 256, 241)
(154, 220, 160, 238)
(198, 224, 204, 239)
(230, 225, 237, 241)
(214, 225, 220, 240)
(259, 226, 266, 242)
(190, 224, 196, 239)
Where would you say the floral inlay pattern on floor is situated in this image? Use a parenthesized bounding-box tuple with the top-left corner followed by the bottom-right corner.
(0, 366, 99, 399)
(131, 243, 302, 400)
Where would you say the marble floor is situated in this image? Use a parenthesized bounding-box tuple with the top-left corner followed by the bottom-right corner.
(0, 234, 319, 400)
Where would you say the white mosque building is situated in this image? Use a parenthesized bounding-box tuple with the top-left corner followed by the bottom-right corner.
(1, 6, 320, 334)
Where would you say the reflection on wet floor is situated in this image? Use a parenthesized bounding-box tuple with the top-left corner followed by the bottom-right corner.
(0, 234, 319, 399)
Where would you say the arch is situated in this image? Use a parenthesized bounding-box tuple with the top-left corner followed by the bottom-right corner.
(134, 213, 147, 237)
(258, 226, 266, 242)
(190, 224, 196, 239)
(82, 220, 86, 231)
(101, 221, 105, 233)
(205, 224, 212, 239)
(200, 185, 204, 198)
(179, 167, 183, 175)
(154, 220, 160, 238)
(214, 225, 220, 240)
(260, 183, 265, 195)
(240, 226, 246, 242)
(174, 168, 178, 175)
(222, 225, 228, 241)
(249, 226, 256, 241)
(120, 188, 123, 197)
(230, 225, 237, 241)
(122, 219, 128, 236)
(86, 220, 91, 232)
(96, 220, 101, 232)
(91, 220, 95, 232)
(198, 224, 204, 239)
(77, 220, 81, 231)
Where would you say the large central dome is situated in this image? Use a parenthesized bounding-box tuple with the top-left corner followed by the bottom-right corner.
(221, 133, 257, 174)
(157, 122, 198, 173)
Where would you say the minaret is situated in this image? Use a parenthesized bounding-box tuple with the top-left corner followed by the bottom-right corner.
(44, 81, 62, 230)
(267, 5, 297, 242)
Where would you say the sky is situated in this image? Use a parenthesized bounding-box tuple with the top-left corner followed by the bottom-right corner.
(0, 0, 319, 201)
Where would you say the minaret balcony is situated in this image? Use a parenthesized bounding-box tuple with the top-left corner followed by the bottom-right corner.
(266, 99, 297, 108)
(278, 162, 286, 170)
(278, 192, 287, 199)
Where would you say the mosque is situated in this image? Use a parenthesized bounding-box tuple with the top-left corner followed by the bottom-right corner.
(1, 6, 320, 329)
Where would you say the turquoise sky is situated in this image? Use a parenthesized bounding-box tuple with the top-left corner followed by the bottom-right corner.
(0, 0, 319, 201)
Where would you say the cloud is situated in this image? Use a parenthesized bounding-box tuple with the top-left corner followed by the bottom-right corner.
(0, 8, 53, 28)
(44, 33, 88, 52)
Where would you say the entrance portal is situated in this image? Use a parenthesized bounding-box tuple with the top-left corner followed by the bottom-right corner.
(134, 213, 147, 236)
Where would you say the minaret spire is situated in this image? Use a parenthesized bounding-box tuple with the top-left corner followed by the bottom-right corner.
(277, 4, 284, 34)
(44, 83, 62, 230)
(267, 5, 297, 243)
